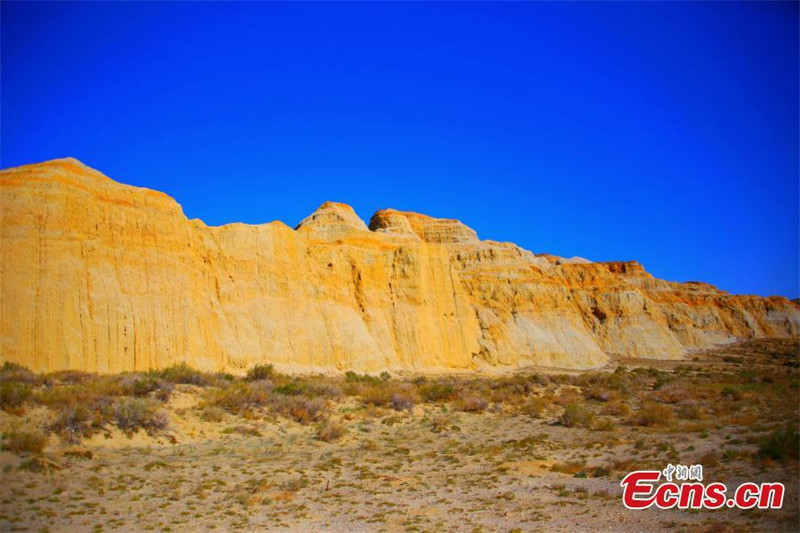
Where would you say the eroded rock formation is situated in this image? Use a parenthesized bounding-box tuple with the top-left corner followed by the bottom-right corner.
(1, 159, 797, 373)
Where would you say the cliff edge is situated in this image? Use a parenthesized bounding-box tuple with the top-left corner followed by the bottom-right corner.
(1, 159, 797, 373)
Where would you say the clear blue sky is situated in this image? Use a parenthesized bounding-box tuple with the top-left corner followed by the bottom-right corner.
(2, 1, 797, 298)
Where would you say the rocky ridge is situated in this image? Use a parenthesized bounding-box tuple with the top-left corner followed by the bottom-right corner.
(1, 158, 797, 374)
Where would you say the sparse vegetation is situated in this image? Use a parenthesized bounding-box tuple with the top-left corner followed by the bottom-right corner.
(112, 398, 168, 435)
(315, 419, 346, 442)
(0, 339, 797, 531)
(245, 364, 275, 382)
(559, 404, 594, 428)
(1, 428, 47, 455)
(757, 426, 800, 462)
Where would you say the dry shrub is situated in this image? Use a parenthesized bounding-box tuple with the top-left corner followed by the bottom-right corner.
(360, 439, 379, 451)
(601, 401, 630, 417)
(0, 381, 32, 412)
(112, 397, 168, 434)
(454, 394, 488, 413)
(584, 387, 619, 403)
(151, 363, 215, 386)
(633, 402, 673, 427)
(2, 428, 47, 455)
(0, 363, 41, 385)
(205, 381, 273, 414)
(553, 387, 583, 407)
(431, 414, 451, 433)
(677, 402, 701, 420)
(560, 404, 595, 428)
(698, 450, 721, 467)
(389, 383, 419, 411)
(199, 406, 226, 422)
(272, 395, 327, 424)
(551, 461, 586, 475)
(418, 382, 457, 403)
(50, 403, 104, 443)
(360, 383, 395, 407)
(652, 383, 688, 404)
(595, 418, 617, 432)
(315, 419, 346, 442)
(116, 374, 173, 400)
(45, 370, 93, 384)
(519, 396, 549, 418)
(246, 364, 275, 382)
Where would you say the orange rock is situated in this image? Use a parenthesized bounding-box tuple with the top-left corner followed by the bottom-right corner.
(1, 159, 797, 374)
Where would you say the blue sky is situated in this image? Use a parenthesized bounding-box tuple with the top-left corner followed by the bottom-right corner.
(2, 1, 798, 298)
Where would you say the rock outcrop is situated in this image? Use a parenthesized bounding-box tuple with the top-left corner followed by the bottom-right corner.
(1, 159, 798, 374)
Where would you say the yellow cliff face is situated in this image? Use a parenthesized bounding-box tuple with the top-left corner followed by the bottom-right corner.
(1, 159, 798, 374)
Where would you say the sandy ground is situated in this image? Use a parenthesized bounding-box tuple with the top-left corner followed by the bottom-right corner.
(1, 340, 798, 532)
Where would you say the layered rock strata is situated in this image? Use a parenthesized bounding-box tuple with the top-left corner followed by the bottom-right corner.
(1, 159, 797, 373)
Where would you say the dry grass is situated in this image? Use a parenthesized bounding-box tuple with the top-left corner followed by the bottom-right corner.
(1, 427, 47, 455)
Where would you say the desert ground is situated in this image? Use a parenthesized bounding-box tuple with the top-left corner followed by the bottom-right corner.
(1, 339, 798, 532)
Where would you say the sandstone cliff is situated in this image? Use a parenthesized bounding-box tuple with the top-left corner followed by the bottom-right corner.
(1, 159, 797, 373)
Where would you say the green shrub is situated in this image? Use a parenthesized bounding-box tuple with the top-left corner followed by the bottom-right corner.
(0, 362, 40, 385)
(112, 397, 168, 434)
(520, 396, 549, 418)
(344, 371, 381, 385)
(720, 386, 742, 401)
(560, 404, 595, 428)
(205, 382, 272, 414)
(360, 384, 395, 407)
(273, 381, 307, 396)
(245, 364, 275, 382)
(418, 382, 456, 402)
(2, 428, 47, 455)
(757, 426, 800, 461)
(0, 381, 32, 411)
(151, 363, 212, 386)
(49, 403, 103, 443)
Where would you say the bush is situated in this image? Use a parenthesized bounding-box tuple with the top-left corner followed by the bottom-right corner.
(677, 402, 701, 420)
(112, 397, 168, 434)
(273, 381, 306, 396)
(152, 363, 212, 386)
(1, 428, 47, 455)
(560, 404, 595, 428)
(454, 394, 488, 413)
(390, 391, 417, 411)
(584, 387, 617, 403)
(199, 406, 227, 422)
(344, 371, 381, 384)
(431, 414, 451, 433)
(633, 402, 673, 427)
(117, 374, 173, 400)
(0, 381, 32, 411)
(50, 403, 103, 443)
(315, 420, 346, 442)
(360, 384, 395, 407)
(1, 362, 28, 372)
(757, 426, 800, 461)
(246, 364, 275, 382)
(0, 363, 40, 384)
(520, 397, 549, 418)
(418, 382, 456, 403)
(273, 396, 327, 424)
(720, 386, 742, 401)
(205, 382, 273, 414)
(601, 401, 630, 417)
